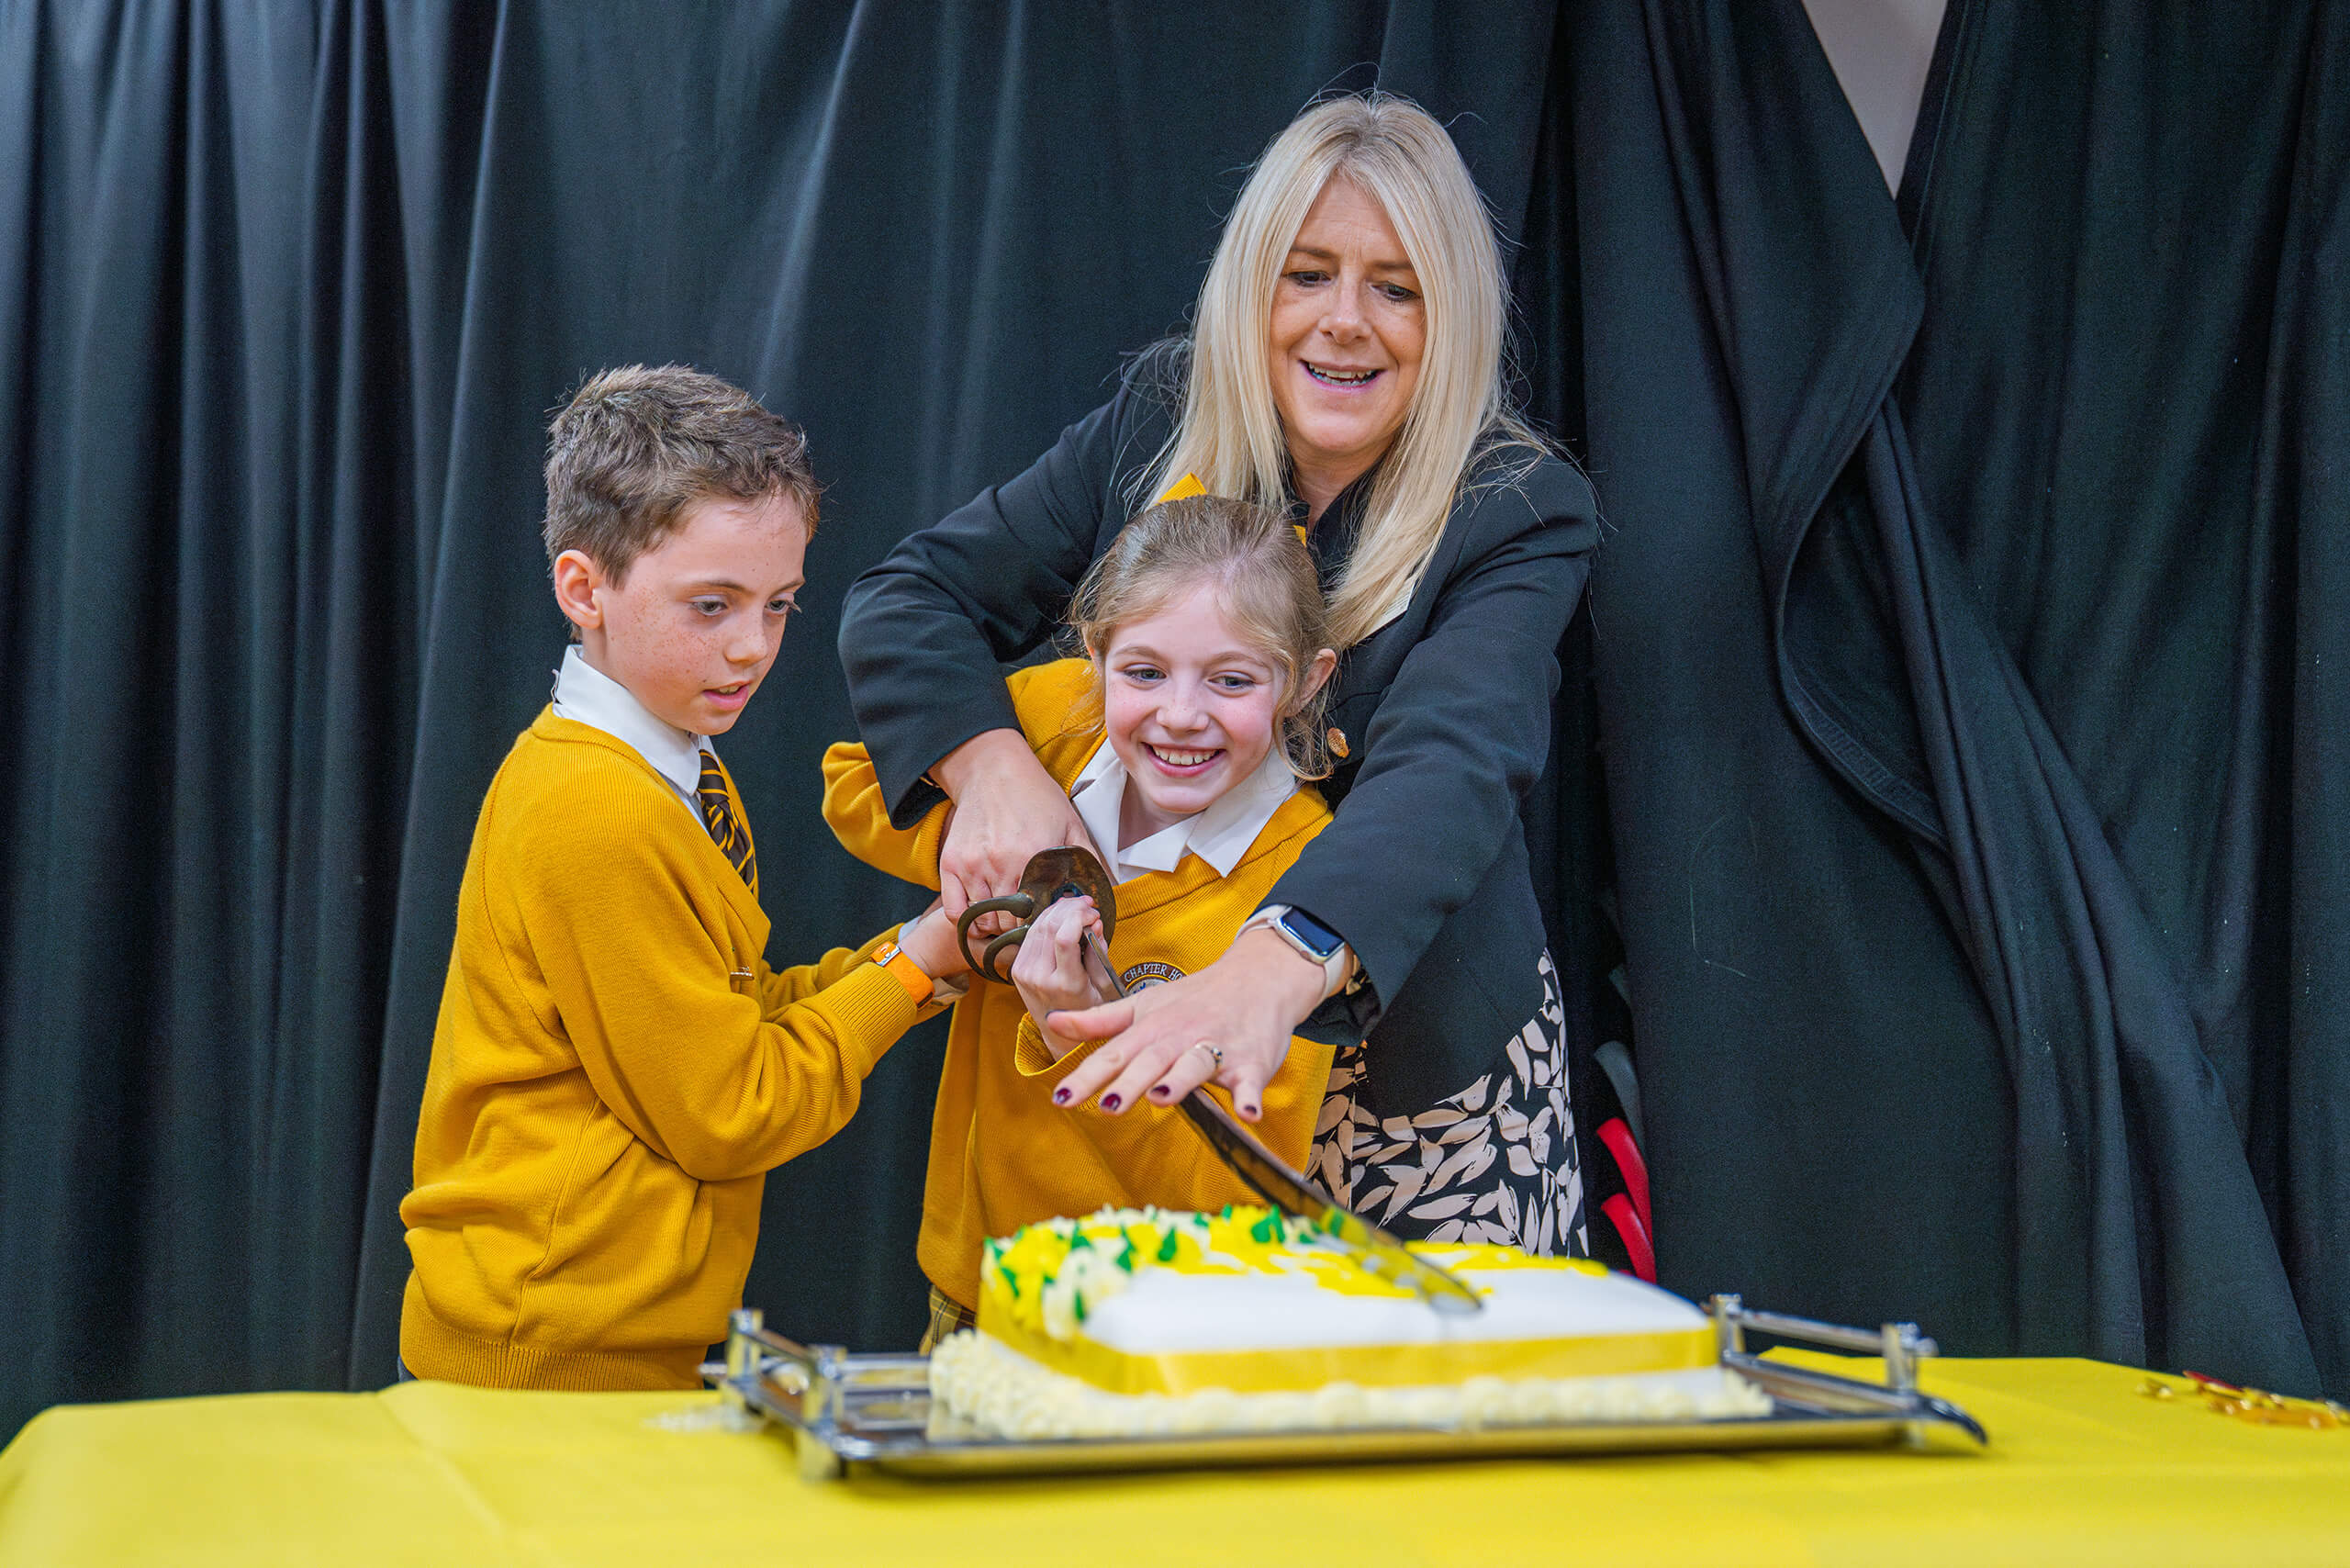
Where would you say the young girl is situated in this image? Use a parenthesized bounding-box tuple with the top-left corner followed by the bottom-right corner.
(822, 494, 1341, 1338)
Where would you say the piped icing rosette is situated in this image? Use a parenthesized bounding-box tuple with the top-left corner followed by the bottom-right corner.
(928, 1204, 1769, 1439)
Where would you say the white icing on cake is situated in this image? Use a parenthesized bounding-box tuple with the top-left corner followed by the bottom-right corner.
(1079, 1259, 1708, 1354)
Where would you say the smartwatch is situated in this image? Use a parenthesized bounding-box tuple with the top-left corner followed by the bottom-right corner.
(1243, 904, 1358, 998)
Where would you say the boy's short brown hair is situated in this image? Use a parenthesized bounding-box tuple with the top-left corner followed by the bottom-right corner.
(543, 364, 818, 581)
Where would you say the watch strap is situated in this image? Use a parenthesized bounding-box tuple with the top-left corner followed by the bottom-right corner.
(872, 936, 936, 1005)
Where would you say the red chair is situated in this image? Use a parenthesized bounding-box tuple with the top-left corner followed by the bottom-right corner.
(1595, 1116, 1654, 1281)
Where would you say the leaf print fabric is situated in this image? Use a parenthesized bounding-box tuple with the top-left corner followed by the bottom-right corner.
(1312, 951, 1589, 1256)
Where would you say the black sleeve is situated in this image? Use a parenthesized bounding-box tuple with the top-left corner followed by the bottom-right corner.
(1272, 473, 1598, 1014)
(837, 395, 1131, 828)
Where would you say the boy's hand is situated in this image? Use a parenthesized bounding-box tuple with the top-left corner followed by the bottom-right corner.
(1008, 897, 1112, 1053)
(895, 900, 969, 982)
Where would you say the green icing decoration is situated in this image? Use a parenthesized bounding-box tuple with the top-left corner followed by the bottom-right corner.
(1158, 1230, 1179, 1262)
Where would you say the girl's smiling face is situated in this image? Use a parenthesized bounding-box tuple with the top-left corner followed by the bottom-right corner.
(1098, 578, 1288, 846)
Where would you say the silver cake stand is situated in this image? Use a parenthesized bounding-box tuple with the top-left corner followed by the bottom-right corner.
(701, 1294, 1988, 1481)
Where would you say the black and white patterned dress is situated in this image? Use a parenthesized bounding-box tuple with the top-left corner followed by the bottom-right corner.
(1311, 951, 1588, 1256)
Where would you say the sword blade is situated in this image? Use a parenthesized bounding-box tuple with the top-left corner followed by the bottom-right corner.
(1079, 930, 1480, 1315)
(1176, 1088, 1483, 1316)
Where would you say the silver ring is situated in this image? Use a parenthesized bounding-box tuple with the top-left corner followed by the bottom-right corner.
(1190, 1042, 1223, 1067)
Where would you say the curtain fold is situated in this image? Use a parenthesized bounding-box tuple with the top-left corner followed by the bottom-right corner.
(2276, 0, 2350, 1400)
(1853, 402, 2316, 1389)
(1, 0, 342, 1425)
(1886, 0, 2341, 1391)
(1572, 0, 2341, 1393)
(1570, 0, 2022, 1361)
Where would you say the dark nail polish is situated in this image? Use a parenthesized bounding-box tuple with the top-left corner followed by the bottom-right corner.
(1101, 1092, 1122, 1113)
(1052, 1087, 1071, 1105)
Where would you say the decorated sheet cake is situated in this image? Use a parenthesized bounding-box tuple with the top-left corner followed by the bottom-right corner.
(927, 1205, 1769, 1438)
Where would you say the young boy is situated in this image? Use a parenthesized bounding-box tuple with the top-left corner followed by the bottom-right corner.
(399, 364, 966, 1390)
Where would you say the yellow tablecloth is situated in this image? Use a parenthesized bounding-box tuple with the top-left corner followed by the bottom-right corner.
(3, 1354, 2345, 1567)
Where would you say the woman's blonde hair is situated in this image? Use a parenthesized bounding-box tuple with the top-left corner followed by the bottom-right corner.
(1069, 495, 1337, 782)
(1143, 92, 1546, 649)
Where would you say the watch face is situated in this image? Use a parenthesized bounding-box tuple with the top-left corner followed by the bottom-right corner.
(1279, 908, 1345, 960)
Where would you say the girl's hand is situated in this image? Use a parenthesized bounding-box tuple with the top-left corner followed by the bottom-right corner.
(1045, 927, 1326, 1120)
(1009, 897, 1111, 1052)
(931, 729, 1094, 936)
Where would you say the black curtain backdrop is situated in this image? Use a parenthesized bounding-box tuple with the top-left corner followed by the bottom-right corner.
(1567, 0, 2344, 1394)
(2, 0, 2343, 1441)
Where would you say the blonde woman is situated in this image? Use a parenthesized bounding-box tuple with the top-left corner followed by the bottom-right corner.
(841, 93, 1598, 1259)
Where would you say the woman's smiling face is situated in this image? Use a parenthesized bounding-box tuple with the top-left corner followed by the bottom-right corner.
(1266, 175, 1427, 508)
(1099, 577, 1286, 846)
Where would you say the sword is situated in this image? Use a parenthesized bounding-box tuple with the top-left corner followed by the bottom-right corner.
(1076, 930, 1483, 1316)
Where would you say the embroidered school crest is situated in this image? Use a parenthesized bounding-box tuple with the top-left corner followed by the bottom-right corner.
(1119, 960, 1185, 991)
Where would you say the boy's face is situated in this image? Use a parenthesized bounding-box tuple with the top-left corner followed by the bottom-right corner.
(553, 491, 809, 737)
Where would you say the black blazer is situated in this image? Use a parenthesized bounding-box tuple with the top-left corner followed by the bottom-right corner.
(838, 367, 1598, 1108)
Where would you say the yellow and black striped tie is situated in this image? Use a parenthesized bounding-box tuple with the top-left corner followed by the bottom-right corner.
(697, 750, 757, 898)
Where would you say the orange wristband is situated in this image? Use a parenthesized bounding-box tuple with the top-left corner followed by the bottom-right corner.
(872, 938, 934, 1004)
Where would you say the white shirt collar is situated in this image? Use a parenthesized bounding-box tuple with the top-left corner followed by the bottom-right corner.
(1069, 739, 1298, 884)
(549, 644, 708, 806)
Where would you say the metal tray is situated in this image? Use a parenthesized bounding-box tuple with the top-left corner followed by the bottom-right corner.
(703, 1294, 1987, 1480)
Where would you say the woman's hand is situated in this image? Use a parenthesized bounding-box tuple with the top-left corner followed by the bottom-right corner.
(1008, 897, 1112, 1055)
(931, 729, 1094, 935)
(1046, 927, 1326, 1120)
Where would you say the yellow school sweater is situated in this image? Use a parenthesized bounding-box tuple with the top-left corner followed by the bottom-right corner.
(822, 659, 1338, 1310)
(402, 707, 943, 1390)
